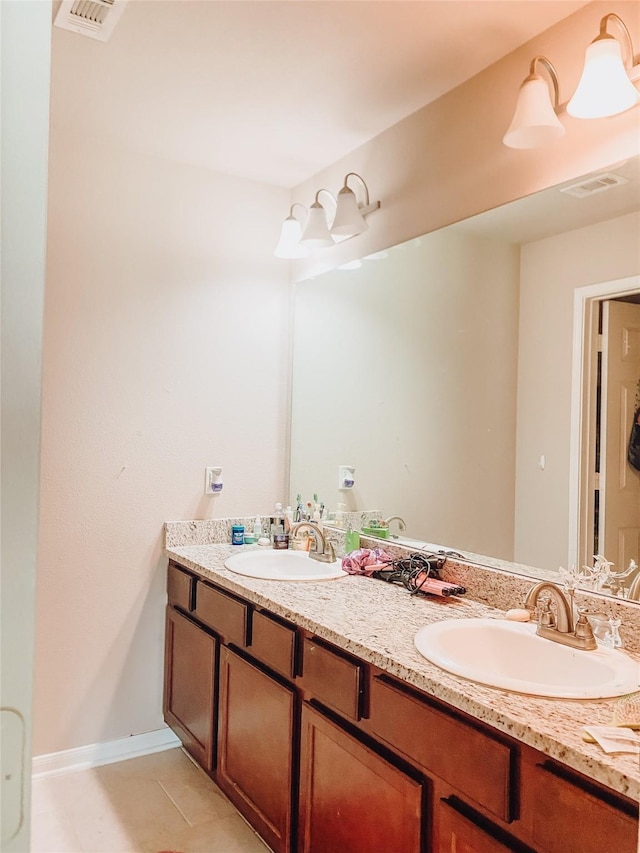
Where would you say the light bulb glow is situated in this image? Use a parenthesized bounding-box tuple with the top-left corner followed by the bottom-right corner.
(503, 75, 565, 149)
(274, 216, 308, 259)
(300, 203, 335, 249)
(568, 37, 640, 119)
(331, 186, 368, 237)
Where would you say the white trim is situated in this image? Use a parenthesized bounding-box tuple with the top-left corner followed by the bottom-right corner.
(568, 274, 640, 568)
(31, 727, 181, 779)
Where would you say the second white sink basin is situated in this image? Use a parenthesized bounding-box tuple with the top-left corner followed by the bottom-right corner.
(414, 618, 640, 699)
(225, 548, 346, 581)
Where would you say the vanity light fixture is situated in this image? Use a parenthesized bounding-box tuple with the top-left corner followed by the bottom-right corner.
(274, 203, 309, 259)
(331, 172, 380, 238)
(503, 12, 640, 149)
(503, 56, 565, 149)
(274, 174, 380, 258)
(567, 13, 640, 119)
(300, 189, 336, 249)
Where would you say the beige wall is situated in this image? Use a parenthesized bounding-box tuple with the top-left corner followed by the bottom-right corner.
(35, 0, 640, 757)
(34, 130, 291, 754)
(292, 0, 639, 278)
(290, 230, 520, 558)
(515, 211, 640, 571)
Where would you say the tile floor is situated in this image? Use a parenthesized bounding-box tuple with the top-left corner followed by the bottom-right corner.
(31, 747, 270, 853)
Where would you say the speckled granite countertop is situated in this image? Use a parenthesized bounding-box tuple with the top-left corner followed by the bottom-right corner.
(165, 542, 640, 802)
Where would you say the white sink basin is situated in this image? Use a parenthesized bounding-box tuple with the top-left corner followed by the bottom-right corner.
(414, 618, 640, 699)
(225, 549, 346, 581)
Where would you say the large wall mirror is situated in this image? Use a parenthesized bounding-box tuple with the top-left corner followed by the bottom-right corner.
(289, 157, 640, 600)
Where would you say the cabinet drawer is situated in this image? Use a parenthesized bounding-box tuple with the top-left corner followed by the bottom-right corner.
(194, 581, 248, 647)
(250, 611, 297, 680)
(302, 638, 363, 721)
(167, 563, 193, 611)
(367, 676, 514, 822)
(438, 798, 530, 853)
(527, 762, 638, 853)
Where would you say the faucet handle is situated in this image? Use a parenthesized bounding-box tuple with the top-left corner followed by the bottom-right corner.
(574, 610, 598, 649)
(537, 597, 556, 628)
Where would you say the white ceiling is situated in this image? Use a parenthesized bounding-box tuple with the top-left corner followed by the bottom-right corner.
(50, 0, 590, 188)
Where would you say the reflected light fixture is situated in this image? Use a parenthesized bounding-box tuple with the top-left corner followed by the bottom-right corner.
(331, 173, 380, 237)
(274, 174, 381, 258)
(503, 56, 565, 149)
(274, 203, 309, 259)
(300, 189, 336, 249)
(567, 13, 640, 119)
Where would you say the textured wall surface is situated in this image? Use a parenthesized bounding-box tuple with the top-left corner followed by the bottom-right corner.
(34, 130, 291, 754)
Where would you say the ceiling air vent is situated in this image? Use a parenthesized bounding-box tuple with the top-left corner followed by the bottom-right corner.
(559, 173, 629, 199)
(54, 0, 128, 42)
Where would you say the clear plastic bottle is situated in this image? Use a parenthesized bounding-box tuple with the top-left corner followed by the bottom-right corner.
(270, 502, 285, 539)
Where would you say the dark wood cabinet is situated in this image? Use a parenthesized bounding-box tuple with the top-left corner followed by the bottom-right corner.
(301, 637, 364, 722)
(217, 646, 295, 853)
(521, 759, 639, 853)
(437, 798, 527, 853)
(163, 606, 217, 771)
(164, 559, 639, 853)
(298, 703, 423, 853)
(366, 675, 514, 822)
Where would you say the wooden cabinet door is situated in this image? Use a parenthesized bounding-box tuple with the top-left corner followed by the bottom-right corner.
(163, 606, 217, 771)
(437, 799, 525, 853)
(298, 703, 423, 853)
(217, 647, 294, 853)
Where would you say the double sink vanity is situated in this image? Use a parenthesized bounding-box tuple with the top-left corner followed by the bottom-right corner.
(163, 519, 640, 853)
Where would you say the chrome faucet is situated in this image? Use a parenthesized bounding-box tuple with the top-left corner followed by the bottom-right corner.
(523, 581, 597, 650)
(290, 521, 336, 564)
(384, 515, 407, 538)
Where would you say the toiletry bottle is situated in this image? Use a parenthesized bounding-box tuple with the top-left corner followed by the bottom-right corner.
(312, 503, 322, 530)
(284, 506, 294, 533)
(231, 524, 244, 545)
(270, 502, 285, 540)
(272, 532, 289, 550)
(253, 515, 262, 539)
(345, 520, 360, 552)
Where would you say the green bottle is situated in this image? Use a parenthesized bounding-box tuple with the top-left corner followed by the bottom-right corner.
(344, 522, 360, 553)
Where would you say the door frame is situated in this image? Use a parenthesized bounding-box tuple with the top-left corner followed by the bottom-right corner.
(568, 274, 640, 570)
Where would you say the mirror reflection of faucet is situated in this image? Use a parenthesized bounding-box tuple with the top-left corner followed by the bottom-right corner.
(385, 515, 407, 538)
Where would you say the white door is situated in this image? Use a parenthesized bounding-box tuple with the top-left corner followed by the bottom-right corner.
(0, 2, 51, 850)
(600, 300, 640, 573)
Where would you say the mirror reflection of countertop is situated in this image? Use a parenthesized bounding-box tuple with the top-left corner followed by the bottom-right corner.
(165, 542, 640, 801)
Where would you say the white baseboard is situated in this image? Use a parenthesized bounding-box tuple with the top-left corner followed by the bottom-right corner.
(32, 727, 181, 779)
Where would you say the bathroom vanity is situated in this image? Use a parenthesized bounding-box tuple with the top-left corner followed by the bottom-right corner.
(163, 542, 639, 853)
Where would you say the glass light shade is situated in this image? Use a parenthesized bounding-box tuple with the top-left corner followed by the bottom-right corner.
(331, 186, 368, 237)
(300, 202, 335, 249)
(503, 75, 565, 149)
(567, 37, 640, 119)
(274, 215, 309, 259)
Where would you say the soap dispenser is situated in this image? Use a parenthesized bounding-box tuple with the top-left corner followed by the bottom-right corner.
(270, 503, 285, 538)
